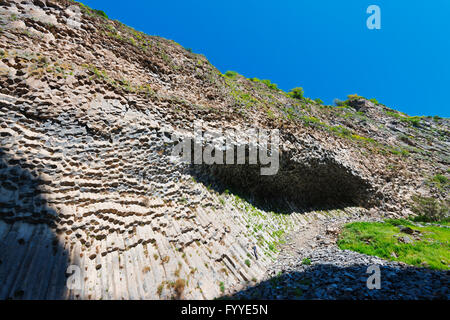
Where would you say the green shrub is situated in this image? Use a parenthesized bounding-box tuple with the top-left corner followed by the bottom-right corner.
(433, 174, 449, 185)
(401, 116, 422, 127)
(77, 2, 108, 19)
(301, 116, 322, 127)
(430, 174, 450, 191)
(333, 98, 346, 106)
(331, 125, 352, 137)
(389, 147, 410, 157)
(92, 9, 108, 18)
(260, 79, 278, 90)
(249, 77, 279, 90)
(340, 127, 352, 136)
(314, 98, 324, 105)
(410, 195, 449, 222)
(385, 110, 402, 119)
(347, 93, 362, 101)
(224, 70, 238, 79)
(244, 259, 251, 267)
(288, 87, 304, 100)
(385, 110, 423, 127)
(302, 258, 311, 265)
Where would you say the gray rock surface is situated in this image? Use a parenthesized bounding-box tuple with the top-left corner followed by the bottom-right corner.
(0, 0, 448, 300)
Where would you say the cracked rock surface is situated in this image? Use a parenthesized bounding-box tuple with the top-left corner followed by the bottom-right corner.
(0, 0, 448, 300)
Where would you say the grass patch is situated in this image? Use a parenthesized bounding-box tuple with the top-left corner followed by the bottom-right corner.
(250, 77, 279, 90)
(384, 110, 423, 127)
(302, 258, 311, 265)
(77, 2, 109, 19)
(429, 174, 450, 191)
(223, 70, 239, 79)
(338, 219, 449, 270)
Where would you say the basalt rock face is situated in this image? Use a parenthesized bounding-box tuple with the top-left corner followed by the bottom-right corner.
(0, 0, 448, 300)
(194, 146, 375, 211)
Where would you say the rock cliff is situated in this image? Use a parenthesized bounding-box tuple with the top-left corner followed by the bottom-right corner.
(0, 0, 448, 299)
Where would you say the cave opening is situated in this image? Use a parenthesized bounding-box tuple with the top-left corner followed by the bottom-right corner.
(189, 153, 374, 214)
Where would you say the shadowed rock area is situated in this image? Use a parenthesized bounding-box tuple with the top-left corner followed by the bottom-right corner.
(0, 149, 70, 300)
(192, 153, 374, 213)
(227, 263, 449, 300)
(0, 0, 448, 300)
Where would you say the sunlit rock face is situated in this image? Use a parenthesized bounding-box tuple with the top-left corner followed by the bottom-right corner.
(0, 0, 448, 300)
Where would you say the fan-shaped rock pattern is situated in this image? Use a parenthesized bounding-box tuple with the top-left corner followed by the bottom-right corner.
(0, 0, 448, 300)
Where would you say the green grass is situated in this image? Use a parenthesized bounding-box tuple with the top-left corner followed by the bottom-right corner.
(302, 258, 311, 265)
(338, 219, 449, 270)
(76, 2, 109, 19)
(430, 174, 450, 191)
(433, 174, 449, 185)
(224, 70, 239, 79)
(410, 216, 450, 226)
(251, 78, 279, 90)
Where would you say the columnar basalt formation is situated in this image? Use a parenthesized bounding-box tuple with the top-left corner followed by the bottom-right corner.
(0, 0, 448, 300)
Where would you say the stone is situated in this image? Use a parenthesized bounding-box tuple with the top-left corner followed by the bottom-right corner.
(399, 226, 414, 234)
(0, 0, 447, 301)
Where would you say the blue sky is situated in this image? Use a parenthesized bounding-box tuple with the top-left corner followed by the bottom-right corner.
(82, 0, 450, 117)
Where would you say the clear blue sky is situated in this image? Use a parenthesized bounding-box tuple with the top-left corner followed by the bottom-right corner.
(82, 0, 450, 117)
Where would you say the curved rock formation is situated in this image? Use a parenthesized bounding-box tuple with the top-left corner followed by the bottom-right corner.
(0, 0, 448, 300)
